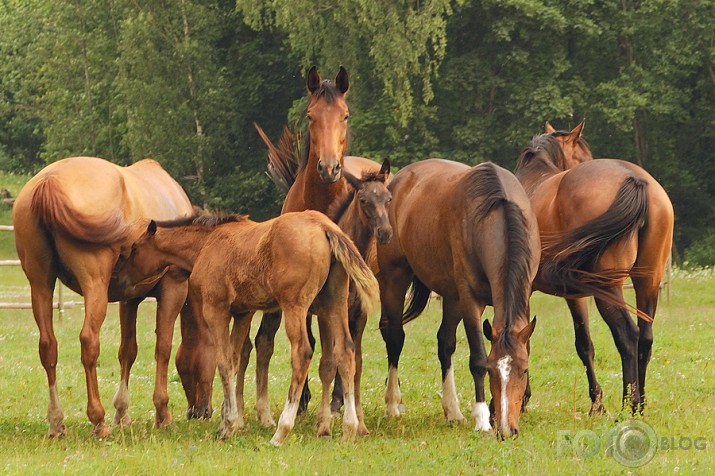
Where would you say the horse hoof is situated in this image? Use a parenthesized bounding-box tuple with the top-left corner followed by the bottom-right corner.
(113, 412, 132, 428)
(155, 414, 174, 429)
(257, 413, 276, 428)
(93, 421, 113, 439)
(357, 423, 370, 436)
(215, 425, 234, 440)
(330, 398, 344, 415)
(270, 429, 289, 446)
(47, 423, 67, 439)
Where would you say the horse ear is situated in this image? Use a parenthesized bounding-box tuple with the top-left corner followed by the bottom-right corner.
(545, 121, 556, 134)
(380, 159, 391, 178)
(571, 120, 585, 138)
(483, 319, 493, 341)
(518, 317, 537, 344)
(344, 171, 361, 189)
(335, 66, 349, 94)
(148, 220, 157, 236)
(307, 66, 321, 94)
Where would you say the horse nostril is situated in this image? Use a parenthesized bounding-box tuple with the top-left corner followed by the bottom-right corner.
(317, 161, 325, 173)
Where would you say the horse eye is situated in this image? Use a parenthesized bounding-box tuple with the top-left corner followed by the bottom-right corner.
(307, 114, 313, 122)
(523, 369, 529, 376)
(344, 114, 349, 121)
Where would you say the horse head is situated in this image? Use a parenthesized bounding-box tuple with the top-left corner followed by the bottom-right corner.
(483, 317, 537, 438)
(545, 120, 593, 168)
(306, 66, 350, 183)
(344, 159, 393, 245)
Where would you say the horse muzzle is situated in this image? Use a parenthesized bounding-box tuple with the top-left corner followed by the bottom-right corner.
(316, 159, 342, 183)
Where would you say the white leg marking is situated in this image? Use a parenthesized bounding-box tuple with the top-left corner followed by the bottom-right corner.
(385, 366, 402, 416)
(342, 393, 359, 440)
(441, 366, 465, 422)
(47, 384, 66, 437)
(472, 401, 492, 432)
(112, 380, 131, 427)
(497, 355, 512, 436)
(271, 399, 299, 446)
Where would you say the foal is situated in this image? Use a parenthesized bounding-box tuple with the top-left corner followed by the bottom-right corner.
(119, 211, 378, 445)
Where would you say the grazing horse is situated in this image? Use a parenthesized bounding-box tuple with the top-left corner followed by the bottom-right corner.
(12, 157, 193, 437)
(515, 132, 674, 414)
(118, 211, 379, 445)
(378, 159, 540, 438)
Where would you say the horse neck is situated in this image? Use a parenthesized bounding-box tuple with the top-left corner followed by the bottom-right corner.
(515, 163, 556, 197)
(153, 225, 213, 271)
(293, 166, 348, 212)
(337, 196, 373, 257)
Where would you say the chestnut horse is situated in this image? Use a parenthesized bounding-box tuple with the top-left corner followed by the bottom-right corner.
(378, 159, 540, 438)
(118, 211, 379, 445)
(515, 132, 674, 414)
(206, 66, 384, 425)
(12, 157, 193, 437)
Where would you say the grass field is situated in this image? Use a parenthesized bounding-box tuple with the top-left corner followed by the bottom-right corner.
(1, 172, 713, 474)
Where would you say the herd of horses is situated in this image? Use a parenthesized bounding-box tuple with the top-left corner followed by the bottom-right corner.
(11, 66, 674, 444)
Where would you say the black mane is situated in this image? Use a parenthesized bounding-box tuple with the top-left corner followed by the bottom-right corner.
(516, 134, 567, 172)
(154, 212, 248, 229)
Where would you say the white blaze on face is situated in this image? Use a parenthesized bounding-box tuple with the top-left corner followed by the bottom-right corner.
(496, 355, 512, 435)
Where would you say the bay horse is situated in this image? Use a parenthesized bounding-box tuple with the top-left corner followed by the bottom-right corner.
(118, 210, 379, 445)
(12, 156, 194, 437)
(378, 159, 540, 438)
(515, 132, 674, 414)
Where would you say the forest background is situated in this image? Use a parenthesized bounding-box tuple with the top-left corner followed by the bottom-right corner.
(0, 0, 713, 265)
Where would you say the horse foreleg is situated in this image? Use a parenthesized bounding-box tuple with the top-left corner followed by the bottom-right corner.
(271, 308, 313, 446)
(209, 309, 240, 440)
(80, 290, 112, 438)
(566, 297, 605, 415)
(349, 301, 369, 435)
(152, 274, 187, 428)
(113, 298, 140, 428)
(299, 313, 316, 415)
(30, 282, 66, 438)
(461, 302, 491, 432)
(315, 309, 337, 437)
(438, 298, 466, 424)
(254, 311, 281, 427)
(231, 311, 254, 429)
(594, 294, 640, 414)
(177, 298, 214, 420)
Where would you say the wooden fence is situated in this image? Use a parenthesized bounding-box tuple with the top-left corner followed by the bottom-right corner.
(0, 225, 76, 316)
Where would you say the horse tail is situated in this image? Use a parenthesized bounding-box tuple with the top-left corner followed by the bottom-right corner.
(30, 174, 131, 245)
(541, 175, 651, 319)
(402, 276, 431, 324)
(325, 229, 380, 316)
(254, 122, 300, 195)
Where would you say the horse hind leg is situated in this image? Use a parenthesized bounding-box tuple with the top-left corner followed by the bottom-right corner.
(271, 307, 314, 446)
(30, 281, 66, 438)
(254, 310, 281, 427)
(594, 292, 640, 414)
(113, 299, 141, 428)
(566, 298, 605, 415)
(632, 280, 660, 413)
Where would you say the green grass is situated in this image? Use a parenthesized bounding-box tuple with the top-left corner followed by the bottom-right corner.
(0, 262, 713, 474)
(1, 171, 712, 473)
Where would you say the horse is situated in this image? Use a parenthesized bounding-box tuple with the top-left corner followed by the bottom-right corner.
(514, 132, 674, 414)
(12, 156, 194, 437)
(117, 210, 379, 445)
(377, 159, 540, 438)
(182, 66, 386, 425)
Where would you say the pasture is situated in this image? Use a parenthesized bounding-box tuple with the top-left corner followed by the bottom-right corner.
(1, 174, 713, 474)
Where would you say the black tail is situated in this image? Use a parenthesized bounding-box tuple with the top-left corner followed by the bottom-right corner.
(541, 175, 649, 308)
(402, 276, 432, 324)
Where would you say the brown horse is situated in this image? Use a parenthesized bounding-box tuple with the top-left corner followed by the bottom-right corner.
(515, 132, 674, 414)
(12, 157, 194, 437)
(378, 159, 540, 438)
(219, 67, 386, 425)
(118, 210, 379, 445)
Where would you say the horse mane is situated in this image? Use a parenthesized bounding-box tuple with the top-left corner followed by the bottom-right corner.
(464, 162, 533, 350)
(31, 174, 132, 245)
(516, 134, 568, 172)
(154, 211, 248, 229)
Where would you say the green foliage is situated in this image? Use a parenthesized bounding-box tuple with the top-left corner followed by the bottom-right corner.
(684, 229, 715, 268)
